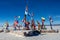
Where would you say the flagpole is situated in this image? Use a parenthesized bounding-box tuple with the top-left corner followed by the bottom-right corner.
(49, 16, 53, 30)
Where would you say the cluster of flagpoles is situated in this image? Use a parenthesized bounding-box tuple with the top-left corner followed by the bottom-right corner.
(13, 0, 53, 30)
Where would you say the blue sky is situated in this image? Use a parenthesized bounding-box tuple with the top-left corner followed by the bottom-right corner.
(0, 0, 60, 25)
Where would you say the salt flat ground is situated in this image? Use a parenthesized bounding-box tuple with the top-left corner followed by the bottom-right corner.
(0, 32, 60, 40)
(0, 26, 60, 40)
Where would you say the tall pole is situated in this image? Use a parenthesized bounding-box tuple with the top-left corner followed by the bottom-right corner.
(49, 16, 53, 30)
(37, 21, 41, 30)
(14, 16, 19, 30)
(23, 0, 29, 29)
(24, 0, 28, 22)
(41, 17, 45, 29)
(30, 12, 36, 30)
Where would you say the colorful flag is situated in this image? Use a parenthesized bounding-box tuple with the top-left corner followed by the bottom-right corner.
(14, 20, 19, 25)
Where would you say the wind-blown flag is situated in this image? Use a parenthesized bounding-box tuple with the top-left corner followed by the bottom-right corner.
(18, 16, 20, 18)
(28, 13, 34, 17)
(25, 6, 28, 15)
(28, 13, 31, 16)
(14, 16, 20, 18)
(25, 11, 28, 15)
(49, 16, 53, 22)
(14, 20, 19, 26)
(41, 17, 45, 20)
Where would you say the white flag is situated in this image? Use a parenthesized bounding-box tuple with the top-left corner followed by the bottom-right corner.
(25, 11, 28, 15)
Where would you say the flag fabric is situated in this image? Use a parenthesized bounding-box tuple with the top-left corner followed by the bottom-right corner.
(41, 17, 45, 21)
(25, 6, 28, 15)
(25, 10, 28, 15)
(14, 16, 20, 20)
(28, 13, 34, 17)
(14, 20, 19, 26)
(49, 16, 53, 22)
(28, 13, 31, 16)
(18, 16, 20, 18)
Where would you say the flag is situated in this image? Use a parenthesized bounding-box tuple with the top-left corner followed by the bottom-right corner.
(14, 20, 19, 25)
(25, 5, 28, 15)
(18, 16, 20, 18)
(14, 16, 20, 19)
(25, 11, 28, 15)
(41, 17, 45, 20)
(28, 13, 34, 17)
(14, 16, 17, 18)
(49, 16, 53, 22)
(28, 13, 31, 16)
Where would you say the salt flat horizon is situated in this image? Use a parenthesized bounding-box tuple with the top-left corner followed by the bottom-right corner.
(0, 26, 60, 30)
